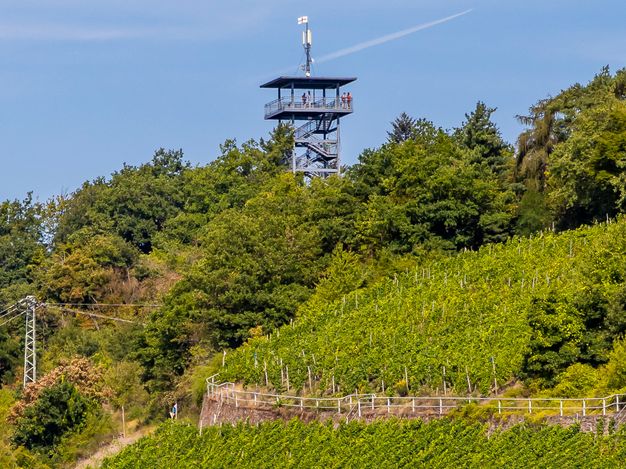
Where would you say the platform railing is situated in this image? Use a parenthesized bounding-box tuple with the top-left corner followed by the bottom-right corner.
(265, 96, 353, 117)
(206, 376, 626, 418)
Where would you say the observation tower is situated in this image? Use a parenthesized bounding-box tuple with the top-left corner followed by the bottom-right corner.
(261, 16, 356, 177)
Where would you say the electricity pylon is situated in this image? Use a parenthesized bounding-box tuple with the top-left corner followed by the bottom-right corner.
(23, 295, 37, 387)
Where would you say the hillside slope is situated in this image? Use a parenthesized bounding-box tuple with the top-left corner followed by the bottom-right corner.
(101, 420, 626, 468)
(222, 219, 626, 395)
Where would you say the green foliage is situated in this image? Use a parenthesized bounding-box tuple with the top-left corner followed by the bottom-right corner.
(548, 99, 626, 228)
(349, 119, 514, 253)
(12, 381, 93, 452)
(516, 66, 626, 230)
(455, 101, 513, 177)
(552, 364, 599, 397)
(0, 194, 44, 303)
(139, 174, 328, 389)
(54, 149, 188, 253)
(387, 112, 419, 143)
(104, 361, 149, 418)
(223, 219, 626, 395)
(522, 295, 584, 384)
(102, 419, 626, 468)
(53, 410, 114, 465)
(603, 338, 626, 391)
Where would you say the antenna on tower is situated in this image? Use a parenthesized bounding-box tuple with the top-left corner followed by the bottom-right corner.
(298, 16, 312, 77)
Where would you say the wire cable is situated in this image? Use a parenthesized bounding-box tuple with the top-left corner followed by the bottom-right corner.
(45, 302, 161, 308)
(0, 310, 25, 328)
(44, 304, 145, 325)
(0, 305, 19, 322)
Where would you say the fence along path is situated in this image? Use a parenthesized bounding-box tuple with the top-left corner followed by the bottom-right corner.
(206, 375, 626, 419)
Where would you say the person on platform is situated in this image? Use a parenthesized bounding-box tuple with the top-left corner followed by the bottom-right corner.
(302, 92, 307, 106)
(346, 92, 352, 109)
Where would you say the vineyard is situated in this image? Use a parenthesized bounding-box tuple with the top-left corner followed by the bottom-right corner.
(101, 419, 626, 468)
(221, 219, 626, 395)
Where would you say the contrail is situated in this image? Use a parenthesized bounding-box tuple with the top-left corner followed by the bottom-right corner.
(257, 10, 473, 82)
(316, 9, 473, 64)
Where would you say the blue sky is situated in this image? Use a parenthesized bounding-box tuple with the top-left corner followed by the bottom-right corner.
(1, 0, 624, 201)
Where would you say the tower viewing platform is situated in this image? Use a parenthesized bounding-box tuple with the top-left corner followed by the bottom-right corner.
(261, 76, 356, 120)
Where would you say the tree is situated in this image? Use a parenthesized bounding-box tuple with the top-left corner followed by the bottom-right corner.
(547, 99, 626, 228)
(54, 149, 188, 254)
(12, 381, 92, 452)
(37, 232, 138, 304)
(455, 101, 512, 177)
(0, 194, 44, 304)
(387, 113, 418, 143)
(515, 66, 626, 192)
(139, 174, 326, 389)
(350, 123, 514, 253)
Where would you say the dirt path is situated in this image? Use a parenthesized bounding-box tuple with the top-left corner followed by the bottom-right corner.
(74, 426, 155, 469)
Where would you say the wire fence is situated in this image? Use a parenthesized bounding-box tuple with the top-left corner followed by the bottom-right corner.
(206, 375, 626, 418)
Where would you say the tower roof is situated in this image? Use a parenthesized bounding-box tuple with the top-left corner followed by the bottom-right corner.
(260, 76, 357, 90)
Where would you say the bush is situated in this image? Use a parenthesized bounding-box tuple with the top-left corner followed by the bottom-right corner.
(603, 338, 626, 391)
(12, 381, 93, 452)
(552, 364, 599, 397)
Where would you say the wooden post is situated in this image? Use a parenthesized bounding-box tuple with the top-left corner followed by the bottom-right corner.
(371, 396, 375, 410)
(121, 406, 126, 438)
(583, 399, 586, 417)
(358, 399, 362, 418)
(491, 358, 498, 394)
(603, 399, 606, 416)
(439, 398, 443, 415)
(222, 350, 226, 367)
(235, 394, 238, 408)
(254, 393, 257, 406)
(404, 366, 409, 391)
(308, 366, 313, 392)
(528, 399, 532, 414)
(264, 361, 269, 387)
(412, 399, 415, 413)
(560, 400, 563, 417)
(300, 397, 304, 410)
(498, 400, 501, 415)
(387, 398, 390, 414)
(442, 367, 447, 396)
(285, 366, 290, 391)
(338, 398, 341, 414)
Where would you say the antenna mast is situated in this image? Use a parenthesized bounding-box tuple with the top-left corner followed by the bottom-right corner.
(298, 16, 312, 77)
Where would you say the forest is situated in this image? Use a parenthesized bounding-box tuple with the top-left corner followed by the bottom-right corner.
(0, 67, 625, 466)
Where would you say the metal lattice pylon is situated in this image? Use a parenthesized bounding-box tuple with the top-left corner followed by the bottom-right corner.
(23, 295, 37, 387)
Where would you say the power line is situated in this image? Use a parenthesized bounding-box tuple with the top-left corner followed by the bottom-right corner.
(0, 306, 19, 322)
(45, 302, 161, 308)
(44, 304, 145, 325)
(0, 310, 24, 328)
(0, 304, 15, 315)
